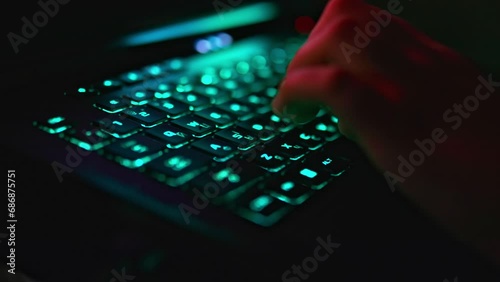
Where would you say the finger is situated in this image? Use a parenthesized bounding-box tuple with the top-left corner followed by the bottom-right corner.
(272, 66, 391, 139)
(308, 0, 366, 38)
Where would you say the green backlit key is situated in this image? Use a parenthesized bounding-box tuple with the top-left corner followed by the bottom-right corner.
(245, 147, 287, 172)
(194, 85, 231, 104)
(145, 124, 191, 149)
(216, 101, 254, 120)
(122, 106, 167, 127)
(171, 115, 215, 138)
(284, 164, 331, 190)
(120, 71, 146, 84)
(265, 178, 313, 205)
(214, 128, 258, 150)
(94, 95, 129, 113)
(235, 118, 276, 141)
(34, 115, 71, 134)
(194, 107, 235, 128)
(232, 189, 292, 227)
(122, 89, 156, 105)
(191, 137, 237, 162)
(172, 92, 210, 110)
(96, 116, 142, 138)
(190, 163, 265, 203)
(149, 99, 190, 119)
(105, 135, 165, 169)
(147, 148, 212, 187)
(268, 139, 308, 161)
(63, 126, 112, 151)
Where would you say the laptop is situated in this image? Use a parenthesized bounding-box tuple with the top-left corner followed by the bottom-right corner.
(4, 0, 500, 281)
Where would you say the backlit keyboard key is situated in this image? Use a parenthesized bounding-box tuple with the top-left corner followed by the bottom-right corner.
(122, 89, 156, 105)
(284, 164, 331, 190)
(171, 115, 215, 138)
(216, 101, 254, 120)
(232, 189, 292, 227)
(96, 116, 141, 138)
(145, 124, 191, 149)
(265, 178, 313, 205)
(105, 135, 165, 168)
(172, 92, 210, 110)
(194, 107, 235, 128)
(63, 126, 112, 151)
(122, 106, 167, 127)
(214, 128, 258, 150)
(147, 148, 212, 187)
(94, 95, 129, 113)
(191, 137, 237, 161)
(149, 99, 190, 118)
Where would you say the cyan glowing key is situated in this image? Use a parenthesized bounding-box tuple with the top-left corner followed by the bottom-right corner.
(109, 99, 119, 105)
(248, 95, 260, 104)
(135, 92, 146, 98)
(187, 94, 197, 102)
(219, 68, 233, 79)
(213, 168, 231, 182)
(127, 73, 139, 81)
(131, 144, 148, 153)
(228, 174, 240, 183)
(230, 103, 241, 111)
(148, 66, 162, 76)
(201, 74, 216, 85)
(103, 80, 113, 87)
(331, 116, 339, 123)
(316, 123, 328, 131)
(210, 112, 222, 119)
(47, 116, 65, 125)
(157, 84, 170, 91)
(236, 61, 250, 74)
(281, 181, 295, 191)
(249, 195, 273, 212)
(78, 88, 86, 93)
(270, 115, 280, 123)
(252, 124, 264, 131)
(300, 168, 317, 179)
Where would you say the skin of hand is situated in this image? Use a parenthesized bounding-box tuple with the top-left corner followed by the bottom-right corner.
(273, 0, 500, 264)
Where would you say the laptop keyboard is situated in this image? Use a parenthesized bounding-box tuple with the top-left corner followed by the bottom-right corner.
(33, 37, 354, 227)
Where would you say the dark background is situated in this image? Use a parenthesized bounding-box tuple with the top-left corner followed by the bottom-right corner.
(3, 0, 500, 281)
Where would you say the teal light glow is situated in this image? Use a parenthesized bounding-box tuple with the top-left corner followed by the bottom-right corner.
(120, 3, 279, 47)
(47, 116, 65, 125)
(252, 124, 264, 131)
(78, 88, 86, 93)
(281, 181, 295, 192)
(249, 195, 273, 212)
(103, 80, 113, 87)
(300, 168, 317, 179)
(127, 73, 139, 81)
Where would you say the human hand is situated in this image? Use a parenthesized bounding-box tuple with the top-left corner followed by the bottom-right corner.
(273, 0, 500, 263)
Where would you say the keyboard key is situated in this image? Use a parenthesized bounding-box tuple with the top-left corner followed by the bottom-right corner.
(122, 89, 156, 105)
(268, 140, 308, 161)
(236, 93, 271, 108)
(120, 71, 146, 84)
(191, 138, 237, 161)
(96, 116, 141, 138)
(63, 126, 112, 151)
(308, 116, 340, 141)
(215, 128, 258, 150)
(255, 112, 294, 133)
(105, 135, 165, 168)
(194, 107, 235, 128)
(232, 189, 292, 227)
(147, 148, 212, 187)
(265, 178, 313, 205)
(145, 124, 191, 149)
(149, 99, 190, 118)
(247, 148, 287, 172)
(34, 115, 71, 134)
(287, 129, 325, 150)
(171, 115, 215, 138)
(122, 106, 167, 127)
(284, 164, 331, 190)
(307, 150, 351, 176)
(93, 95, 129, 113)
(194, 85, 231, 104)
(172, 92, 210, 110)
(216, 101, 254, 120)
(93, 79, 123, 94)
(190, 163, 265, 202)
(65, 86, 99, 96)
(235, 118, 277, 141)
